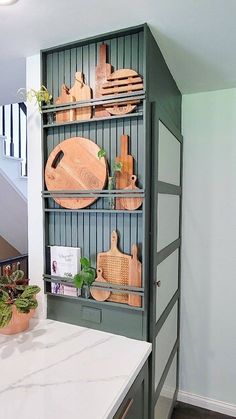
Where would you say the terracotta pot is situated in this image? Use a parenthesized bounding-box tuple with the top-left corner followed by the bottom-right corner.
(0, 305, 35, 335)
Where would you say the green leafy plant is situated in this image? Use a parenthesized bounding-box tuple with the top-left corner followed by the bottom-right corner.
(0, 270, 41, 329)
(97, 149, 123, 176)
(18, 85, 52, 113)
(73, 257, 96, 289)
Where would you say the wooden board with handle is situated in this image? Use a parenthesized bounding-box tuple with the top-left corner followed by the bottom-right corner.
(128, 244, 142, 307)
(70, 72, 92, 120)
(90, 268, 111, 302)
(97, 231, 131, 303)
(95, 43, 112, 117)
(115, 135, 134, 209)
(101, 69, 143, 115)
(45, 137, 107, 209)
(55, 84, 75, 123)
(120, 175, 143, 210)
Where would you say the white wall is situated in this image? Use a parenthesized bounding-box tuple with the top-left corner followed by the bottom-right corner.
(0, 58, 26, 106)
(180, 89, 236, 412)
(26, 54, 46, 318)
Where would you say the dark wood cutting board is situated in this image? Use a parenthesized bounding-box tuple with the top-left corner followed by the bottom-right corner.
(45, 137, 107, 209)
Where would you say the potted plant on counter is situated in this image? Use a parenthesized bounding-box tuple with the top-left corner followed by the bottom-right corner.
(0, 270, 41, 335)
(73, 257, 96, 299)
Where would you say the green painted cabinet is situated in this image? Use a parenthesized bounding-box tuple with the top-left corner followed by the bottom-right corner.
(41, 24, 182, 419)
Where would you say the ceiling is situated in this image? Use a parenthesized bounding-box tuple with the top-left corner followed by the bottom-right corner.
(1, 0, 236, 103)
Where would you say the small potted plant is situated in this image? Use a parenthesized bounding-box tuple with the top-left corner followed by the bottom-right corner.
(98, 149, 122, 209)
(73, 257, 96, 299)
(0, 270, 41, 335)
(18, 85, 53, 123)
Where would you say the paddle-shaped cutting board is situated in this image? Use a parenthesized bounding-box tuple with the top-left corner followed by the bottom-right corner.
(120, 175, 143, 210)
(97, 231, 131, 303)
(95, 43, 112, 117)
(45, 137, 107, 209)
(55, 84, 75, 123)
(90, 268, 111, 302)
(115, 135, 134, 209)
(70, 72, 92, 120)
(128, 244, 142, 307)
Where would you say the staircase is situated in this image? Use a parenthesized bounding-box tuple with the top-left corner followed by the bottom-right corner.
(0, 103, 28, 256)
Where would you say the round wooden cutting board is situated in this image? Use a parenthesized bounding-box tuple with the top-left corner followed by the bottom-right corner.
(45, 137, 107, 209)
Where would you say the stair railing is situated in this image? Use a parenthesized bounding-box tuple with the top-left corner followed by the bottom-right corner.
(0, 102, 27, 176)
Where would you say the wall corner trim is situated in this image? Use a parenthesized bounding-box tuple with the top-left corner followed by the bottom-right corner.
(177, 390, 236, 417)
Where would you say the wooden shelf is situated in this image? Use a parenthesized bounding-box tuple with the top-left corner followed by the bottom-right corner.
(44, 208, 143, 214)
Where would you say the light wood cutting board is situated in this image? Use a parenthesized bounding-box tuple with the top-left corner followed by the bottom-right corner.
(95, 43, 112, 117)
(120, 175, 143, 211)
(55, 84, 75, 123)
(90, 268, 111, 302)
(115, 135, 134, 209)
(70, 72, 92, 120)
(97, 231, 131, 303)
(45, 137, 107, 209)
(128, 244, 142, 307)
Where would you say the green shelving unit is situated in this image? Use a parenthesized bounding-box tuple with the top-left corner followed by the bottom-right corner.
(41, 24, 182, 419)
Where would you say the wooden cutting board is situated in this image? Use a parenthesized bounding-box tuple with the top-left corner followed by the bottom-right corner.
(95, 43, 112, 117)
(101, 69, 143, 115)
(45, 137, 107, 209)
(120, 175, 143, 210)
(55, 84, 75, 123)
(70, 72, 92, 120)
(115, 135, 134, 209)
(128, 244, 142, 307)
(90, 268, 111, 302)
(97, 231, 131, 303)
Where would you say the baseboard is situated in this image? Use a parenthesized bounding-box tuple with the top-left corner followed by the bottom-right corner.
(177, 390, 236, 417)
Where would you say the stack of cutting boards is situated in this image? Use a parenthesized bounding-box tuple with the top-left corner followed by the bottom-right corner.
(91, 231, 142, 307)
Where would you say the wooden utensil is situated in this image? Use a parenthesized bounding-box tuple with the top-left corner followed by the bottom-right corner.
(120, 175, 143, 210)
(101, 69, 143, 115)
(95, 43, 112, 117)
(55, 84, 75, 123)
(128, 244, 142, 307)
(115, 135, 134, 209)
(97, 231, 131, 303)
(45, 137, 107, 209)
(70, 72, 92, 120)
(90, 268, 111, 301)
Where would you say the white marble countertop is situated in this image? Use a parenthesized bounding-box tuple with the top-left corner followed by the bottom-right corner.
(0, 319, 151, 419)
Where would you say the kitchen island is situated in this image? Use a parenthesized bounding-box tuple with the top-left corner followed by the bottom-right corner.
(0, 319, 151, 419)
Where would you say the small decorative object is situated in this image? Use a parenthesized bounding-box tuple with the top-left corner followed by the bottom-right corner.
(0, 270, 40, 335)
(73, 257, 96, 299)
(55, 84, 75, 123)
(18, 85, 52, 113)
(50, 245, 81, 297)
(98, 148, 122, 210)
(120, 175, 143, 210)
(115, 135, 134, 209)
(70, 72, 92, 120)
(45, 137, 108, 209)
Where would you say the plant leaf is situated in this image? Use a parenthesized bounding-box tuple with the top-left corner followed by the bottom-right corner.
(73, 273, 84, 289)
(0, 290, 10, 302)
(21, 285, 41, 299)
(97, 148, 106, 159)
(0, 302, 12, 328)
(80, 257, 90, 268)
